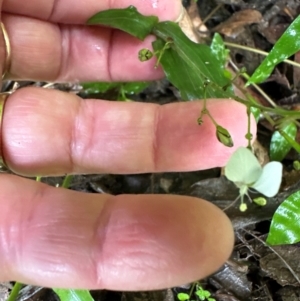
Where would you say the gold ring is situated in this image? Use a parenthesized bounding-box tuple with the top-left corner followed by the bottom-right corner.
(0, 92, 10, 167)
(0, 22, 11, 80)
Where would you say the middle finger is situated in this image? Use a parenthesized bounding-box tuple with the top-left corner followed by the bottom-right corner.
(3, 14, 163, 82)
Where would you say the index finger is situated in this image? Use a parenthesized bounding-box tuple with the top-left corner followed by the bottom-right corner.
(3, 88, 255, 176)
(3, 0, 183, 23)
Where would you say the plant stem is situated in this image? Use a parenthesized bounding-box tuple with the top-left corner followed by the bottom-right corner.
(246, 107, 252, 148)
(229, 60, 277, 107)
(225, 42, 300, 69)
(62, 175, 73, 189)
(7, 282, 23, 301)
(262, 112, 276, 127)
(199, 76, 300, 119)
(188, 282, 197, 298)
(233, 94, 300, 117)
(243, 229, 300, 285)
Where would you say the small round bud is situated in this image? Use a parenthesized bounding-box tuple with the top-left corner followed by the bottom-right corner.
(253, 197, 267, 206)
(239, 203, 248, 212)
(138, 48, 153, 62)
(293, 160, 300, 171)
(197, 117, 203, 125)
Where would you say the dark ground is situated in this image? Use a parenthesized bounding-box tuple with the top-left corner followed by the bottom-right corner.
(2, 0, 300, 300)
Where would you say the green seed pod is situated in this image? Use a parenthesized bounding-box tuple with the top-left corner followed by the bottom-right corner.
(138, 48, 153, 62)
(216, 125, 234, 147)
(253, 197, 267, 206)
(197, 117, 203, 125)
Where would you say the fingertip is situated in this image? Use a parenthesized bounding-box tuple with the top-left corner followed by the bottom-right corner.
(97, 195, 234, 290)
(172, 196, 234, 285)
(0, 177, 233, 290)
(191, 198, 234, 277)
(157, 99, 257, 171)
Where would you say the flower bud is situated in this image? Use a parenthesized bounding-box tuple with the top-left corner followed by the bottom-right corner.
(253, 197, 267, 206)
(216, 125, 233, 147)
(239, 203, 247, 212)
(138, 48, 153, 62)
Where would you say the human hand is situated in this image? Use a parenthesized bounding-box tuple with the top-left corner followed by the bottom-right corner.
(0, 0, 255, 291)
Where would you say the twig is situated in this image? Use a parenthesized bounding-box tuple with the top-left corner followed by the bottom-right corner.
(242, 228, 300, 285)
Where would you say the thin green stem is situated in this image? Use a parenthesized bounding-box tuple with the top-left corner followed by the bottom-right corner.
(247, 82, 277, 108)
(279, 130, 300, 153)
(61, 175, 73, 189)
(205, 109, 218, 126)
(230, 60, 277, 108)
(232, 94, 300, 117)
(273, 115, 300, 129)
(211, 79, 300, 119)
(225, 42, 300, 69)
(119, 88, 127, 101)
(35, 176, 42, 182)
(7, 282, 23, 301)
(274, 116, 293, 128)
(198, 81, 215, 124)
(188, 282, 197, 298)
(262, 112, 276, 127)
(246, 107, 252, 148)
(154, 40, 172, 69)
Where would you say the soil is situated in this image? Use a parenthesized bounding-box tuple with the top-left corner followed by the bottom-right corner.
(1, 0, 300, 300)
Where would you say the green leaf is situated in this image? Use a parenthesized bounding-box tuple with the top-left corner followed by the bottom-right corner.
(210, 33, 229, 67)
(121, 81, 149, 94)
(152, 22, 233, 100)
(177, 293, 190, 301)
(54, 289, 94, 301)
(250, 106, 261, 122)
(87, 6, 158, 40)
(196, 295, 205, 301)
(270, 123, 297, 161)
(267, 190, 300, 245)
(81, 82, 120, 94)
(278, 129, 300, 153)
(82, 81, 149, 96)
(195, 290, 206, 300)
(248, 15, 300, 84)
(247, 94, 261, 122)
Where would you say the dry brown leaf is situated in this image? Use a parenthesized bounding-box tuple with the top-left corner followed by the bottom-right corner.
(178, 7, 199, 43)
(259, 23, 289, 44)
(213, 9, 262, 38)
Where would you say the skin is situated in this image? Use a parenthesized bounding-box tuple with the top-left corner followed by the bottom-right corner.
(0, 0, 256, 291)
